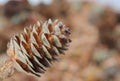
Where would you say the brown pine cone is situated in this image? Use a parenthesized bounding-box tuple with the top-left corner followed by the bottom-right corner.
(7, 19, 71, 77)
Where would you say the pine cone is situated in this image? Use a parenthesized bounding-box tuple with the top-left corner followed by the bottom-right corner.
(7, 19, 71, 77)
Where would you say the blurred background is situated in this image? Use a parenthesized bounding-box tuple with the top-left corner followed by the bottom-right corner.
(0, 0, 120, 81)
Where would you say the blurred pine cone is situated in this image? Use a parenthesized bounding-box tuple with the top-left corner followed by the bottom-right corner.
(113, 25, 120, 52)
(37, 0, 70, 19)
(4, 0, 30, 18)
(7, 19, 71, 77)
(95, 8, 117, 49)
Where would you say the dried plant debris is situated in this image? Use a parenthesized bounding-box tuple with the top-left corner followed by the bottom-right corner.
(7, 19, 71, 77)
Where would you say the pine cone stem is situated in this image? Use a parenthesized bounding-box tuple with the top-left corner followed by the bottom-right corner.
(0, 59, 14, 80)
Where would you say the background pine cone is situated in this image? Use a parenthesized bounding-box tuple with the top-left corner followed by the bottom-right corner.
(7, 19, 71, 77)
